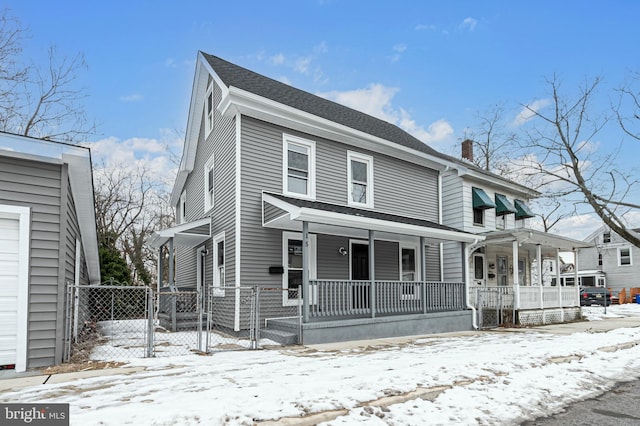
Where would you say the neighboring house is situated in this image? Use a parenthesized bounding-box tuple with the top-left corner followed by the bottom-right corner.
(0, 132, 100, 372)
(149, 53, 586, 344)
(441, 140, 592, 325)
(575, 225, 640, 297)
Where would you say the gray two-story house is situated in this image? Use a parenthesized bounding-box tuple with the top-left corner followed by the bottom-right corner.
(150, 52, 485, 344)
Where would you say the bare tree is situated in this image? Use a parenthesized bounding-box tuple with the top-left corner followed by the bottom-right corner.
(0, 10, 94, 142)
(518, 75, 640, 247)
(615, 71, 640, 142)
(464, 103, 516, 172)
(94, 163, 175, 285)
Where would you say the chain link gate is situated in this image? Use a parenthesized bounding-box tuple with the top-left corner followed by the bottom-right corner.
(475, 287, 515, 329)
(65, 284, 264, 363)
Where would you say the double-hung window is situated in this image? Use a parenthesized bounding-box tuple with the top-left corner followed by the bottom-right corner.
(205, 84, 214, 135)
(283, 134, 315, 198)
(619, 247, 632, 266)
(213, 233, 225, 297)
(347, 151, 373, 208)
(204, 155, 214, 212)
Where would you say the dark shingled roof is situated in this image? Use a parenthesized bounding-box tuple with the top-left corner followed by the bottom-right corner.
(266, 192, 465, 234)
(202, 52, 443, 158)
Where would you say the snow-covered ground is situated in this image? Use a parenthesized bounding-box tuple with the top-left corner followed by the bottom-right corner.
(2, 304, 640, 425)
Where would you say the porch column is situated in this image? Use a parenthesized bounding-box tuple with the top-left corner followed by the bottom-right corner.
(302, 221, 309, 323)
(573, 248, 579, 287)
(157, 246, 163, 294)
(556, 248, 563, 318)
(537, 244, 543, 310)
(369, 230, 376, 318)
(168, 238, 175, 288)
(512, 240, 520, 310)
(420, 237, 427, 314)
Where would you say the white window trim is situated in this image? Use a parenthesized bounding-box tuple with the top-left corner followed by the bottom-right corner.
(347, 151, 374, 208)
(282, 134, 316, 199)
(399, 243, 421, 300)
(0, 205, 30, 373)
(205, 83, 214, 136)
(282, 231, 317, 306)
(618, 246, 632, 266)
(213, 232, 225, 297)
(179, 190, 187, 224)
(204, 154, 215, 212)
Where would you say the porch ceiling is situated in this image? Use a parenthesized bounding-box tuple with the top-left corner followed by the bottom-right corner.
(262, 192, 483, 243)
(148, 217, 211, 248)
(478, 229, 593, 253)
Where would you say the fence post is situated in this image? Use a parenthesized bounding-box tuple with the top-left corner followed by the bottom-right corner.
(146, 288, 154, 358)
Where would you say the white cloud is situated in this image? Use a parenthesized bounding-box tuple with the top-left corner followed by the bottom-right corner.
(270, 53, 285, 65)
(513, 99, 552, 126)
(119, 93, 143, 102)
(415, 24, 436, 31)
(318, 83, 454, 146)
(294, 56, 312, 74)
(460, 17, 478, 31)
(389, 43, 407, 63)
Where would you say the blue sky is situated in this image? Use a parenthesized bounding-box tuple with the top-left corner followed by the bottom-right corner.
(7, 0, 640, 237)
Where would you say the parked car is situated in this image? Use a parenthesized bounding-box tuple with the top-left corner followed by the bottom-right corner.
(580, 287, 612, 306)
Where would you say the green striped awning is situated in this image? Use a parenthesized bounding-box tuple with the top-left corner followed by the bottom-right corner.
(472, 187, 496, 210)
(514, 199, 536, 219)
(495, 194, 517, 216)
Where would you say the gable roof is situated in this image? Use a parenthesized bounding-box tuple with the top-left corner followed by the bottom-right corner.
(202, 52, 445, 159)
(172, 52, 537, 203)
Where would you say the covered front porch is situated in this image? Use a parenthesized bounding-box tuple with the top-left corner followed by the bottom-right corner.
(467, 229, 593, 326)
(262, 193, 484, 343)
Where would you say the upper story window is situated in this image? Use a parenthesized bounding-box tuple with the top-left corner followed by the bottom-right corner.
(204, 154, 214, 212)
(472, 187, 495, 227)
(619, 247, 632, 266)
(598, 253, 603, 266)
(473, 208, 484, 226)
(283, 134, 315, 199)
(347, 151, 373, 208)
(205, 84, 214, 135)
(603, 232, 611, 243)
(179, 190, 187, 224)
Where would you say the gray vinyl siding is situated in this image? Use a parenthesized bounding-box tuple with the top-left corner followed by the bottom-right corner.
(0, 155, 63, 368)
(442, 241, 463, 282)
(425, 244, 442, 281)
(374, 240, 399, 280)
(317, 234, 350, 279)
(238, 117, 443, 324)
(175, 78, 238, 330)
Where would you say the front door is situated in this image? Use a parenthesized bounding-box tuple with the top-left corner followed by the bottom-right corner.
(497, 256, 508, 286)
(351, 243, 370, 310)
(473, 254, 485, 286)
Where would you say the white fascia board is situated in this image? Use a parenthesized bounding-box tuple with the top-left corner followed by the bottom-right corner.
(64, 152, 101, 284)
(171, 53, 230, 205)
(458, 169, 540, 200)
(219, 87, 459, 172)
(295, 208, 483, 243)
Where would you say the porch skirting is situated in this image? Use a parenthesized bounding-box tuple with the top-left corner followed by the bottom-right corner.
(517, 307, 581, 326)
(300, 310, 473, 345)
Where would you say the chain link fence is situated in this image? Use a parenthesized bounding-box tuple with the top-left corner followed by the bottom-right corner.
(65, 284, 301, 363)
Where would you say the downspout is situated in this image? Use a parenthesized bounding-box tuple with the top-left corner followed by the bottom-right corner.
(464, 238, 481, 329)
(438, 171, 444, 279)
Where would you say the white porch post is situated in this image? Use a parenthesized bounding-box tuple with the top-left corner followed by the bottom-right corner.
(573, 248, 579, 287)
(302, 221, 309, 323)
(512, 240, 520, 311)
(420, 236, 427, 314)
(168, 239, 175, 287)
(537, 244, 543, 309)
(556, 248, 562, 315)
(157, 246, 163, 294)
(369, 230, 376, 319)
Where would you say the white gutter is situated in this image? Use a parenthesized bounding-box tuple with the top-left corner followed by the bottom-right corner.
(464, 238, 482, 329)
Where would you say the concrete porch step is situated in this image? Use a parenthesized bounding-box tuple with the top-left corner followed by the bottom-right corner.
(260, 328, 298, 345)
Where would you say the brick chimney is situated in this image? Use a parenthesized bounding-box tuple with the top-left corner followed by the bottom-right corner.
(461, 139, 474, 162)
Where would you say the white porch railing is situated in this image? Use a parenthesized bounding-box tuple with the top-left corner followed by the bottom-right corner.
(470, 286, 580, 310)
(308, 280, 466, 319)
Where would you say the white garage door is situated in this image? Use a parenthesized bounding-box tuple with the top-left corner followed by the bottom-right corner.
(0, 216, 20, 367)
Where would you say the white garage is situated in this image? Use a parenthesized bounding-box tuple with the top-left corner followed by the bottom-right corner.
(0, 206, 30, 372)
